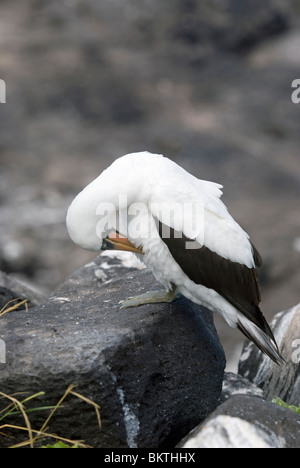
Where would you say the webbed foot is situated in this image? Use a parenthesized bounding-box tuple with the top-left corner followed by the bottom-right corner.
(119, 284, 177, 309)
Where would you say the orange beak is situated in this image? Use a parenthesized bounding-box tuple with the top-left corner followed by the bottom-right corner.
(102, 231, 143, 254)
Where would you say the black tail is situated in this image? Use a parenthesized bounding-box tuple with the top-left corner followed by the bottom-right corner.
(237, 313, 285, 365)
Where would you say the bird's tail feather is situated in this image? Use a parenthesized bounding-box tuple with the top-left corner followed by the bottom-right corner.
(237, 313, 285, 365)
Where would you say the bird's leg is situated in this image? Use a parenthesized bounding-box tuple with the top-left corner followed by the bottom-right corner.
(119, 283, 177, 309)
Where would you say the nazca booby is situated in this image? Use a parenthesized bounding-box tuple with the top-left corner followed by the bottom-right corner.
(66, 151, 284, 364)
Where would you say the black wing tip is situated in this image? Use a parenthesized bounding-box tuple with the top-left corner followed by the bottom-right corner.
(237, 318, 285, 366)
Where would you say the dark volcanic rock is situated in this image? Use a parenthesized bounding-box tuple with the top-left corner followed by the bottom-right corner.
(0, 255, 225, 448)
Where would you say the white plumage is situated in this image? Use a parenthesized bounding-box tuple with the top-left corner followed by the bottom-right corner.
(67, 151, 284, 364)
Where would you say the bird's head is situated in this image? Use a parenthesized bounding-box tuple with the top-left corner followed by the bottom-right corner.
(66, 181, 106, 252)
(67, 189, 143, 254)
(66, 152, 156, 253)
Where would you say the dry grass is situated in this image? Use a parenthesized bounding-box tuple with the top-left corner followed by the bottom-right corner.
(0, 297, 29, 318)
(0, 384, 101, 448)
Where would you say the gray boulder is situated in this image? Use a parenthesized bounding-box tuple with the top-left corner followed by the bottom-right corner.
(0, 254, 225, 448)
(179, 394, 300, 448)
(239, 303, 300, 404)
(220, 372, 264, 404)
(179, 303, 300, 449)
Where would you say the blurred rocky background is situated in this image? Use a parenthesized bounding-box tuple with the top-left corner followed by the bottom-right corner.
(0, 0, 299, 368)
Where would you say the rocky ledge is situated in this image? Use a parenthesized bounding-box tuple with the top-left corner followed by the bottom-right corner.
(0, 253, 299, 448)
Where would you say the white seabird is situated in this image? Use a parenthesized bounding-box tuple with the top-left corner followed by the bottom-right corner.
(66, 151, 284, 364)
